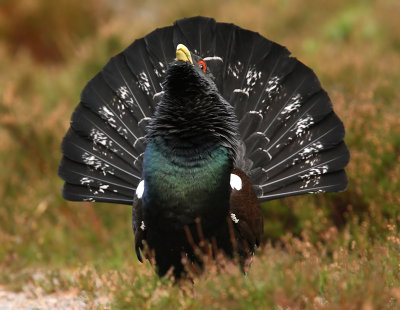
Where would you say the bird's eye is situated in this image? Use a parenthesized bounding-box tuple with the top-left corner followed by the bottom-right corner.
(197, 60, 207, 72)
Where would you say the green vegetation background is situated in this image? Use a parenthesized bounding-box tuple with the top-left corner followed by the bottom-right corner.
(0, 0, 399, 308)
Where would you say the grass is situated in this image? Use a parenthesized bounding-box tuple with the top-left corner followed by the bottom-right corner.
(0, 0, 400, 308)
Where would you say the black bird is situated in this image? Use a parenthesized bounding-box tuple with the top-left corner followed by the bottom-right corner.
(58, 17, 349, 278)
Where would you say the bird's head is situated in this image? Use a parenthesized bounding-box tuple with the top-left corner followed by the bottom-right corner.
(147, 44, 239, 157)
(162, 44, 217, 102)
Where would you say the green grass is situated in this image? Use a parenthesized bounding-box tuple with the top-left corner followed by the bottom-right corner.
(1, 0, 400, 308)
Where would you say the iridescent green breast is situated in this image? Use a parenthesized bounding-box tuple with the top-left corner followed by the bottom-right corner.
(142, 137, 233, 229)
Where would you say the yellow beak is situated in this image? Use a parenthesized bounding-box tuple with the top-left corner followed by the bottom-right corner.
(176, 44, 193, 65)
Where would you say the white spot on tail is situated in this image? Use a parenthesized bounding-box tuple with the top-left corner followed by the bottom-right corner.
(154, 68, 162, 77)
(137, 72, 151, 95)
(90, 129, 112, 147)
(116, 86, 136, 108)
(281, 94, 302, 116)
(153, 91, 164, 99)
(300, 165, 329, 180)
(308, 190, 325, 194)
(233, 88, 249, 97)
(227, 60, 243, 79)
(99, 106, 117, 128)
(230, 174, 242, 191)
(294, 115, 315, 137)
(98, 184, 109, 193)
(101, 106, 113, 117)
(136, 180, 144, 199)
(299, 142, 324, 159)
(203, 56, 223, 62)
(266, 76, 280, 96)
(299, 165, 329, 189)
(80, 177, 93, 185)
(117, 86, 129, 99)
(138, 117, 152, 127)
(82, 152, 113, 176)
(245, 67, 262, 87)
(230, 213, 239, 224)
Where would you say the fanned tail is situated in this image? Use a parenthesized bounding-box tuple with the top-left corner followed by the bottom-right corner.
(173, 17, 349, 201)
(205, 21, 349, 201)
(59, 16, 349, 205)
(59, 28, 177, 204)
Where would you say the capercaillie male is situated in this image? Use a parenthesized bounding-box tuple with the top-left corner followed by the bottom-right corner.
(58, 16, 350, 278)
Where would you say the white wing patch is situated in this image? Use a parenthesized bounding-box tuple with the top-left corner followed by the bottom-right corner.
(136, 180, 145, 199)
(230, 173, 242, 191)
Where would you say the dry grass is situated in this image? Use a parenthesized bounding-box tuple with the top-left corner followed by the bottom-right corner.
(0, 0, 399, 308)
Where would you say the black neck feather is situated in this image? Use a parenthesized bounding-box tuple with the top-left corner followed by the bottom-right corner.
(147, 61, 239, 158)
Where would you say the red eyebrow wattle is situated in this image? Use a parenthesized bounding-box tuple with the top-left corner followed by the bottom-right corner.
(198, 60, 207, 72)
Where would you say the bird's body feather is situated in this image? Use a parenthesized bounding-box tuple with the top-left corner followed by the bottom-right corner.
(59, 16, 349, 278)
(142, 137, 232, 229)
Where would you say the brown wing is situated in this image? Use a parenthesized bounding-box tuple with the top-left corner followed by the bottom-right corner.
(132, 198, 146, 262)
(229, 168, 263, 255)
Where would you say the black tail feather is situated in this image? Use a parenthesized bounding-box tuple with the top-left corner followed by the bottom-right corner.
(70, 105, 141, 164)
(257, 170, 348, 201)
(61, 129, 141, 183)
(252, 142, 349, 195)
(59, 16, 349, 205)
(260, 113, 345, 177)
(62, 183, 134, 204)
(174, 17, 217, 58)
(59, 157, 135, 198)
(102, 53, 153, 121)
